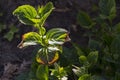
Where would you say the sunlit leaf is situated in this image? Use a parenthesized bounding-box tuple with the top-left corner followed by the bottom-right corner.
(17, 32, 41, 48)
(13, 5, 38, 25)
(46, 28, 70, 45)
(46, 28, 67, 38)
(48, 39, 64, 45)
(36, 48, 59, 65)
(48, 46, 60, 52)
(39, 26, 46, 35)
(18, 41, 38, 49)
(48, 52, 59, 65)
(38, 2, 54, 26)
(50, 63, 67, 79)
(22, 32, 41, 42)
(78, 74, 91, 80)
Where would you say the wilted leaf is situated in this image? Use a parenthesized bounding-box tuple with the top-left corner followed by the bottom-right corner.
(17, 32, 41, 48)
(36, 48, 59, 65)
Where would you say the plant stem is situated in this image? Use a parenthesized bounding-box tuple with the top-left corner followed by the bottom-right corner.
(45, 65, 49, 80)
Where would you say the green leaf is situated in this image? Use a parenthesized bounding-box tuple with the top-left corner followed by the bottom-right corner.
(0, 23, 6, 32)
(29, 56, 39, 80)
(38, 2, 54, 27)
(50, 63, 67, 79)
(114, 23, 120, 34)
(36, 65, 48, 80)
(36, 48, 59, 65)
(79, 55, 87, 63)
(4, 31, 14, 41)
(46, 28, 70, 45)
(91, 75, 106, 80)
(13, 5, 38, 25)
(4, 25, 18, 41)
(72, 43, 84, 56)
(87, 51, 98, 65)
(77, 11, 95, 29)
(99, 0, 116, 20)
(13, 2, 54, 28)
(79, 55, 89, 67)
(102, 34, 114, 47)
(78, 74, 91, 80)
(88, 39, 100, 51)
(111, 35, 120, 60)
(17, 32, 41, 48)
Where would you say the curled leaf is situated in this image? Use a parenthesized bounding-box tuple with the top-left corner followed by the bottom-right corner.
(13, 5, 38, 25)
(17, 32, 41, 48)
(46, 28, 70, 45)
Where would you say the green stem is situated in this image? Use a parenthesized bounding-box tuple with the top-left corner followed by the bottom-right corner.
(36, 65, 49, 80)
(45, 65, 49, 80)
(45, 48, 49, 64)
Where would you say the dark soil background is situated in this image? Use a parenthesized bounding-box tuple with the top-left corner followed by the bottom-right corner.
(0, 0, 120, 80)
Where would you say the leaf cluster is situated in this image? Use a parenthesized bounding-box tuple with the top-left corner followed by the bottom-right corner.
(75, 0, 120, 80)
(13, 2, 70, 80)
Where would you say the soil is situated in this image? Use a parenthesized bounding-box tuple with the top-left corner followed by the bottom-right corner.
(0, 0, 120, 80)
